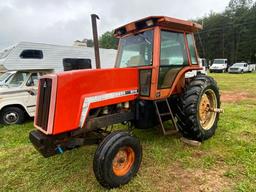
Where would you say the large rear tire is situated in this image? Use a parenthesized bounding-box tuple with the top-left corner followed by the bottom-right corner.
(93, 131, 142, 188)
(176, 75, 220, 141)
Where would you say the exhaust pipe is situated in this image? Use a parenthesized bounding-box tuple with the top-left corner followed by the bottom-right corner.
(91, 14, 101, 69)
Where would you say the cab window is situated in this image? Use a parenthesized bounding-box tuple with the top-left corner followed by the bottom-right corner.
(8, 72, 30, 87)
(158, 31, 188, 89)
(186, 34, 197, 64)
(26, 73, 38, 87)
(20, 50, 43, 59)
(116, 30, 153, 68)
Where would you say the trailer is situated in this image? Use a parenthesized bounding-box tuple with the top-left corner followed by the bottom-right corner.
(0, 42, 117, 72)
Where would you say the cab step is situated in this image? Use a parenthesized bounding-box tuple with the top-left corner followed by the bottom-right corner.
(153, 99, 178, 136)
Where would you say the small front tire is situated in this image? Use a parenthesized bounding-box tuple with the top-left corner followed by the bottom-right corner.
(93, 131, 142, 188)
(0, 107, 25, 125)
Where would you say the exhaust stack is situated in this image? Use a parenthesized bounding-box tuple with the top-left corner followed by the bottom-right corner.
(91, 14, 101, 69)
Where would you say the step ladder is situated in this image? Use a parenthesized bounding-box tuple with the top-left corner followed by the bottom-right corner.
(154, 99, 178, 135)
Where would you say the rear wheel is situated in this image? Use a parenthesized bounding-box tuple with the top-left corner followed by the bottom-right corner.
(176, 75, 220, 141)
(93, 131, 142, 188)
(0, 107, 25, 125)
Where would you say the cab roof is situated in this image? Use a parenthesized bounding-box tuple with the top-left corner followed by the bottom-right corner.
(114, 16, 202, 38)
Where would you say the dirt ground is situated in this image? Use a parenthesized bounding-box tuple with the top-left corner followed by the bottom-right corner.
(146, 163, 232, 192)
(221, 91, 255, 102)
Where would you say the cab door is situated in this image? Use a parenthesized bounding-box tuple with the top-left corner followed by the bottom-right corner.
(25, 72, 39, 115)
(157, 31, 189, 91)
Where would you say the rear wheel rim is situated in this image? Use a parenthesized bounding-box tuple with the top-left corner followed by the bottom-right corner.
(112, 147, 135, 176)
(4, 112, 19, 124)
(199, 89, 217, 130)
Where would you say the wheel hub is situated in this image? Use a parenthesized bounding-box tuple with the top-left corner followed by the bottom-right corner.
(5, 112, 18, 124)
(199, 89, 217, 130)
(112, 147, 135, 176)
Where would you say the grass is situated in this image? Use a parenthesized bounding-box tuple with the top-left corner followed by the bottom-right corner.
(1, 73, 256, 191)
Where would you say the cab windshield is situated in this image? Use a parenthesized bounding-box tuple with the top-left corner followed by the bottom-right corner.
(116, 30, 153, 68)
(233, 63, 246, 67)
(213, 59, 225, 64)
(0, 72, 11, 82)
(7, 72, 30, 87)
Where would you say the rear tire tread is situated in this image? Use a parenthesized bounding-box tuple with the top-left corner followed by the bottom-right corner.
(176, 75, 220, 141)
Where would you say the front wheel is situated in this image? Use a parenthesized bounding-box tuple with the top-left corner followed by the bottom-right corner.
(176, 75, 221, 141)
(93, 131, 142, 188)
(0, 107, 25, 125)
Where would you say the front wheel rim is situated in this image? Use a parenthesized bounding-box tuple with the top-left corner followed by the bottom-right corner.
(198, 89, 217, 130)
(112, 147, 135, 176)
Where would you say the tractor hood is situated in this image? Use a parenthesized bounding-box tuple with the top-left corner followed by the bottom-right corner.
(34, 68, 139, 135)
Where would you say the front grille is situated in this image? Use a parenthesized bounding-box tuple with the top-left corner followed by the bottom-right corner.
(36, 78, 52, 131)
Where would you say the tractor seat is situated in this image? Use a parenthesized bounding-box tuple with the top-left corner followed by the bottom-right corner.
(161, 67, 182, 88)
(127, 55, 145, 67)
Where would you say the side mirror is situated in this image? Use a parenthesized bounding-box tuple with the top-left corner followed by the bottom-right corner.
(26, 79, 34, 86)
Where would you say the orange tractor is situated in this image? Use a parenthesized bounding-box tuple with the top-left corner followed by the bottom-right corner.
(30, 15, 222, 188)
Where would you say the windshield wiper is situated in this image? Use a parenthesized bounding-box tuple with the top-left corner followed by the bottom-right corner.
(138, 34, 151, 45)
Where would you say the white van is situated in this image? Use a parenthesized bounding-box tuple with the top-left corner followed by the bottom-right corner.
(209, 58, 228, 73)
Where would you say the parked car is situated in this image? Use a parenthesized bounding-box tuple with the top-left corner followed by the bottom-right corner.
(228, 62, 250, 73)
(209, 58, 228, 73)
(0, 71, 16, 85)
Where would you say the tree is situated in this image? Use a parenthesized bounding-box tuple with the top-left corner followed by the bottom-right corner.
(99, 31, 119, 49)
(195, 0, 256, 63)
(227, 0, 252, 13)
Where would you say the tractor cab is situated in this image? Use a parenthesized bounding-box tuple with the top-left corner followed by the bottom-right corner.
(114, 16, 202, 100)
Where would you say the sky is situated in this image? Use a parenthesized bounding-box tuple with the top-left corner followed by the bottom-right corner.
(0, 0, 231, 49)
